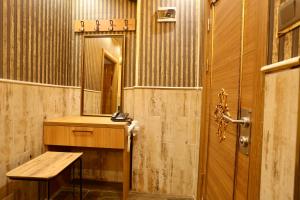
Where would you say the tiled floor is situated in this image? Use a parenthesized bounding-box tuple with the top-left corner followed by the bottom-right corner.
(52, 188, 193, 200)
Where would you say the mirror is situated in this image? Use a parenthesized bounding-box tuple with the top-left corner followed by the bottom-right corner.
(81, 35, 125, 116)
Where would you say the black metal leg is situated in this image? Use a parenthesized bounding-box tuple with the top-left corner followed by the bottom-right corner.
(38, 182, 40, 200)
(47, 180, 50, 200)
(72, 164, 75, 200)
(79, 158, 82, 200)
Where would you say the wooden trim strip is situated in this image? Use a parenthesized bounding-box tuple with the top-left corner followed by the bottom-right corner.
(278, 20, 300, 36)
(135, 0, 141, 86)
(20, 0, 24, 81)
(83, 89, 101, 93)
(123, 86, 203, 90)
(13, 0, 17, 80)
(292, 28, 299, 57)
(7, 0, 11, 79)
(261, 56, 300, 73)
(0, 0, 2, 78)
(0, 78, 81, 89)
(268, 0, 275, 64)
(278, 36, 285, 61)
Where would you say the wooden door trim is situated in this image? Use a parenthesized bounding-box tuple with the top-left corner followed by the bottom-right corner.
(246, 0, 269, 199)
(197, 0, 269, 199)
(197, 0, 211, 198)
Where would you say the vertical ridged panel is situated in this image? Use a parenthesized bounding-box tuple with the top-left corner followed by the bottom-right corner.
(0, 0, 74, 86)
(137, 0, 200, 87)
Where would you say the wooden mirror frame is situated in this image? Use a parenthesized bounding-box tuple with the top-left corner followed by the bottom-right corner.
(80, 34, 126, 117)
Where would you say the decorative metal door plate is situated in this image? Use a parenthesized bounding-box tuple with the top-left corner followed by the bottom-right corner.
(214, 88, 230, 142)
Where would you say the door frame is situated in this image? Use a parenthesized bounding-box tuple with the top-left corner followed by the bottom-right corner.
(197, 0, 269, 199)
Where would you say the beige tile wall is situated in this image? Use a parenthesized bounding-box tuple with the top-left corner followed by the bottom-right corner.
(124, 87, 202, 197)
(0, 80, 81, 199)
(260, 68, 300, 199)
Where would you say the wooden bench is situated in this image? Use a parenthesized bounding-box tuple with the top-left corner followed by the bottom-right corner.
(6, 151, 83, 200)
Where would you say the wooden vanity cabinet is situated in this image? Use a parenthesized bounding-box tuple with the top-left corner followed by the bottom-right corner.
(43, 116, 129, 200)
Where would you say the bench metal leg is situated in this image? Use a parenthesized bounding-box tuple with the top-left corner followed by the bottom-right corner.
(38, 182, 40, 200)
(79, 158, 82, 200)
(47, 180, 50, 200)
(72, 164, 75, 200)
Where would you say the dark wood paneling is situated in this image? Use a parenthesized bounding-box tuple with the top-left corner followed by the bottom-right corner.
(137, 0, 201, 87)
(292, 28, 299, 57)
(268, 0, 275, 64)
(269, 0, 300, 63)
(278, 36, 285, 61)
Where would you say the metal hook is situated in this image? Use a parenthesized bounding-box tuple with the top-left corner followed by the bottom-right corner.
(95, 20, 100, 32)
(108, 20, 114, 31)
(123, 19, 128, 31)
(80, 20, 85, 32)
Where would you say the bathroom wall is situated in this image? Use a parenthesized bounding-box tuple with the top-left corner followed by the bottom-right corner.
(268, 0, 300, 63)
(136, 0, 202, 87)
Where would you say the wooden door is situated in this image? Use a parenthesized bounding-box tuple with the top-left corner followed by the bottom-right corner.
(199, 0, 268, 199)
(204, 0, 247, 199)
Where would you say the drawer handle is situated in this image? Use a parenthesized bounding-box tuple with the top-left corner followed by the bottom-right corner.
(72, 129, 94, 135)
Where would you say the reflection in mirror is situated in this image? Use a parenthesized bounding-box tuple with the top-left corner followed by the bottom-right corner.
(81, 35, 124, 116)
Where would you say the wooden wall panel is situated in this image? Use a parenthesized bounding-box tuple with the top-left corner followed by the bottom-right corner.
(124, 88, 201, 197)
(0, 81, 81, 199)
(0, 0, 74, 86)
(269, 0, 300, 63)
(72, 0, 137, 87)
(260, 68, 300, 199)
(136, 0, 201, 87)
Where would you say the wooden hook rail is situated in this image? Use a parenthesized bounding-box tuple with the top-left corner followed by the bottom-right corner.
(74, 19, 136, 33)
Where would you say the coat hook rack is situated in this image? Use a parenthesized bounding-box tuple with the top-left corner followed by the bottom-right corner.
(74, 18, 136, 33)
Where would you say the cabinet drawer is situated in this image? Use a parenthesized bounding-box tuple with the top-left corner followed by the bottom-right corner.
(44, 126, 70, 146)
(69, 127, 124, 149)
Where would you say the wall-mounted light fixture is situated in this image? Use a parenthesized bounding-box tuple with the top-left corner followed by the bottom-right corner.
(157, 7, 176, 23)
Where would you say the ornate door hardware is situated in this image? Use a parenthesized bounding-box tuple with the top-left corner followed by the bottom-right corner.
(214, 89, 230, 142)
(214, 89, 251, 154)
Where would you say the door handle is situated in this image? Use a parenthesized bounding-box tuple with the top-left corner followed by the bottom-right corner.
(71, 127, 94, 135)
(222, 114, 250, 128)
